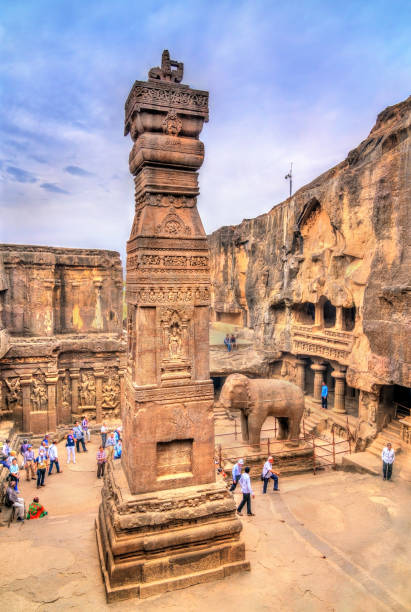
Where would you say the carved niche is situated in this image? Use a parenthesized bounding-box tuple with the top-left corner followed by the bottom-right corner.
(162, 111, 182, 136)
(4, 376, 22, 412)
(78, 370, 96, 408)
(159, 308, 192, 381)
(102, 367, 120, 412)
(31, 371, 48, 412)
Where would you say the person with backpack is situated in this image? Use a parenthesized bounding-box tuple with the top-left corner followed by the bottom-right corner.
(35, 449, 47, 488)
(73, 421, 87, 453)
(261, 455, 279, 493)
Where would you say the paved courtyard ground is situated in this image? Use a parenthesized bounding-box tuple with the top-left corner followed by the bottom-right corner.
(1, 435, 410, 611)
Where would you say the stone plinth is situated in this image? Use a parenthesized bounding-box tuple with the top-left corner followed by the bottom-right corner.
(96, 461, 249, 601)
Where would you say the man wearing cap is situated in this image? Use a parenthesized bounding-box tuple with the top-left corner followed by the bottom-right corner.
(24, 444, 36, 481)
(382, 442, 395, 480)
(262, 456, 279, 493)
(230, 458, 244, 491)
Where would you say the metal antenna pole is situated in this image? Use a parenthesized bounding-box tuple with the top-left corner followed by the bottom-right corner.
(285, 162, 293, 198)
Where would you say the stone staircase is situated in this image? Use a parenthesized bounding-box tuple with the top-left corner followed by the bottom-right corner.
(301, 409, 326, 438)
(366, 419, 403, 459)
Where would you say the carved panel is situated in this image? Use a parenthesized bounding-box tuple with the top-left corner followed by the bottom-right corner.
(31, 371, 48, 412)
(102, 367, 120, 412)
(78, 369, 96, 407)
(156, 438, 193, 477)
(61, 370, 71, 412)
(4, 376, 21, 411)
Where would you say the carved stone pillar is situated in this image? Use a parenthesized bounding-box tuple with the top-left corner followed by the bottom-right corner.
(94, 368, 105, 424)
(70, 369, 80, 420)
(20, 374, 32, 432)
(314, 302, 324, 328)
(311, 362, 326, 403)
(332, 368, 347, 414)
(46, 374, 58, 431)
(295, 359, 306, 393)
(335, 306, 343, 330)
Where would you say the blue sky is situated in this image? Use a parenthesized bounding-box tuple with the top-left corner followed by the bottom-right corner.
(1, 0, 410, 264)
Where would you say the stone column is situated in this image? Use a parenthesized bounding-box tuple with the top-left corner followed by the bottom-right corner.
(46, 374, 58, 431)
(70, 369, 80, 420)
(295, 359, 306, 393)
(332, 367, 347, 414)
(335, 306, 343, 330)
(20, 374, 32, 432)
(311, 362, 326, 403)
(94, 368, 105, 424)
(314, 302, 324, 327)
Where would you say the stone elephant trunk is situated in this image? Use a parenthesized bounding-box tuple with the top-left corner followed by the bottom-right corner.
(220, 373, 305, 447)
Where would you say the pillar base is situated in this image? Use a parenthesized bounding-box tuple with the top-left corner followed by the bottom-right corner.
(96, 461, 249, 602)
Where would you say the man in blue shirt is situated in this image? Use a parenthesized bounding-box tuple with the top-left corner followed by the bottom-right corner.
(73, 422, 87, 453)
(321, 382, 328, 409)
(229, 458, 244, 491)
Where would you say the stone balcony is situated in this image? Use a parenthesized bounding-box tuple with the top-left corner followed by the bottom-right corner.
(291, 324, 354, 364)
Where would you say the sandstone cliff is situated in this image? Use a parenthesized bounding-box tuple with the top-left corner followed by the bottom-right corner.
(209, 96, 411, 394)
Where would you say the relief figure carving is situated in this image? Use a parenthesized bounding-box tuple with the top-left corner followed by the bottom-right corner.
(5, 377, 22, 410)
(31, 373, 48, 412)
(79, 371, 96, 406)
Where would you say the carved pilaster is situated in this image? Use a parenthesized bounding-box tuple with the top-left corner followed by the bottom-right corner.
(94, 368, 105, 423)
(20, 374, 32, 432)
(70, 369, 80, 418)
(46, 374, 58, 431)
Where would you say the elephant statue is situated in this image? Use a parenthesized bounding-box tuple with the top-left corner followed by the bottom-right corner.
(219, 373, 304, 447)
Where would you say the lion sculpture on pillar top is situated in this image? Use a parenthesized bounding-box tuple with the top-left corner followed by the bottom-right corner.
(219, 373, 305, 447)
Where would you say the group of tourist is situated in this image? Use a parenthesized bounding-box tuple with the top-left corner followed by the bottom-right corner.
(224, 333, 237, 352)
(0, 416, 123, 522)
(228, 441, 395, 515)
(1, 435, 52, 521)
(228, 455, 280, 516)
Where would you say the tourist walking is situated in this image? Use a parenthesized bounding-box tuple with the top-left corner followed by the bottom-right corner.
(26, 496, 48, 520)
(73, 421, 87, 452)
(230, 458, 244, 491)
(101, 422, 108, 448)
(321, 382, 328, 409)
(20, 439, 29, 456)
(114, 438, 122, 459)
(237, 467, 255, 516)
(262, 455, 279, 493)
(35, 450, 47, 488)
(105, 432, 116, 461)
(38, 441, 50, 472)
(24, 444, 36, 480)
(382, 442, 395, 480)
(66, 431, 76, 464)
(48, 440, 62, 474)
(82, 416, 90, 442)
(224, 334, 231, 352)
(97, 446, 107, 478)
(6, 480, 25, 521)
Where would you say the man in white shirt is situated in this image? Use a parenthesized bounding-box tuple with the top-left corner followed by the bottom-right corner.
(381, 442, 395, 480)
(262, 455, 279, 493)
(48, 440, 62, 475)
(237, 466, 255, 516)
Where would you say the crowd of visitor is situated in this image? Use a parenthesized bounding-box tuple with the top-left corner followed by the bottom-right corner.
(0, 415, 122, 523)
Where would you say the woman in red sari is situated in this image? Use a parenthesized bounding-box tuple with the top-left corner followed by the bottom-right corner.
(26, 496, 48, 520)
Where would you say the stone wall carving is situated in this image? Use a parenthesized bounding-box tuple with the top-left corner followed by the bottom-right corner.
(79, 370, 96, 407)
(31, 372, 48, 412)
(4, 376, 21, 411)
(102, 368, 120, 411)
